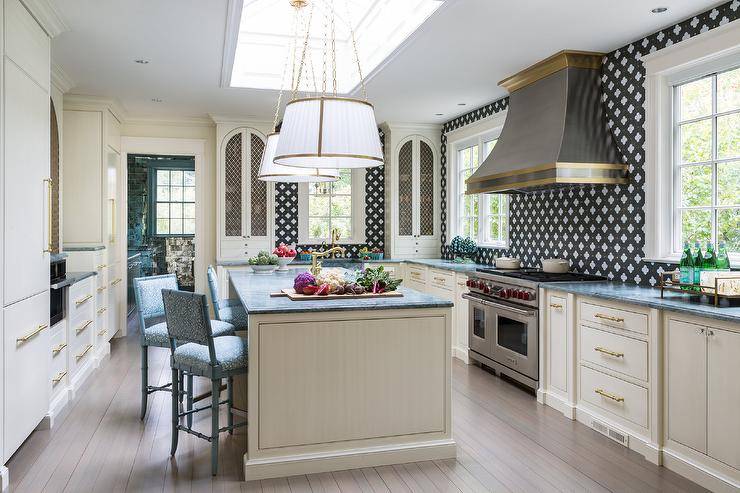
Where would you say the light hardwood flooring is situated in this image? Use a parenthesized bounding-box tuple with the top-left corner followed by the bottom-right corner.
(7, 315, 707, 492)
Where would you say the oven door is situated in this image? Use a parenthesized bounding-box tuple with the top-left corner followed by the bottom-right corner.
(463, 294, 494, 358)
(490, 299, 538, 381)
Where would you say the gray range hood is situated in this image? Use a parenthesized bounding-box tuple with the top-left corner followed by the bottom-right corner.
(466, 50, 628, 194)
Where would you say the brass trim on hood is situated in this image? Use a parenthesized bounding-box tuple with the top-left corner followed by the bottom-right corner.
(499, 50, 605, 93)
(466, 176, 628, 194)
(465, 162, 628, 185)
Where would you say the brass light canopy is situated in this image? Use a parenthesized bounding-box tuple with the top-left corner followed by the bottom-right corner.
(466, 50, 628, 194)
(289, 0, 308, 8)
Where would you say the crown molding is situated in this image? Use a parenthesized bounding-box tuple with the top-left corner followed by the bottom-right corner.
(63, 94, 127, 122)
(382, 121, 443, 131)
(21, 0, 69, 37)
(208, 113, 274, 126)
(124, 116, 216, 128)
(51, 63, 75, 93)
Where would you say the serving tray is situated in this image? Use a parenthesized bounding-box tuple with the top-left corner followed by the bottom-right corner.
(271, 288, 404, 301)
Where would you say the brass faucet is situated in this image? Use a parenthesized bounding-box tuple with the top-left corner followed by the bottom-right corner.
(310, 246, 346, 276)
(330, 228, 341, 255)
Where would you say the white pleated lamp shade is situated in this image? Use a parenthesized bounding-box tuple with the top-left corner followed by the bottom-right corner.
(258, 132, 339, 182)
(274, 97, 384, 169)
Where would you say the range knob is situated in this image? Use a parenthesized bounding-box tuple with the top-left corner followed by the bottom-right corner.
(483, 285, 491, 294)
(477, 280, 486, 289)
(466, 279, 474, 288)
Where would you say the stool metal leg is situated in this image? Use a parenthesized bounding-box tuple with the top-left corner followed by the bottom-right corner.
(170, 368, 180, 456)
(187, 374, 194, 428)
(227, 376, 233, 434)
(140, 345, 148, 420)
(211, 378, 220, 475)
(178, 370, 185, 406)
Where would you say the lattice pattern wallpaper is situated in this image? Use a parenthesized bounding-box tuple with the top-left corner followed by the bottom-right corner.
(274, 129, 386, 255)
(440, 1, 739, 285)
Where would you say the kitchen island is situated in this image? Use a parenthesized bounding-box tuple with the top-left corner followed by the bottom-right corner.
(229, 269, 456, 480)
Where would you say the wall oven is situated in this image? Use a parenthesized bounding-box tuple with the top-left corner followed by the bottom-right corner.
(50, 258, 66, 326)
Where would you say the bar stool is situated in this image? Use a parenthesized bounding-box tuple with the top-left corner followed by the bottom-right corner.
(207, 266, 248, 331)
(133, 274, 235, 420)
(162, 289, 248, 476)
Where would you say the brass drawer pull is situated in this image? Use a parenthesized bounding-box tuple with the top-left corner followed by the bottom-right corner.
(595, 388, 624, 403)
(594, 346, 624, 358)
(44, 178, 53, 253)
(433, 277, 446, 283)
(549, 303, 563, 309)
(52, 342, 67, 356)
(17, 324, 48, 344)
(594, 313, 624, 323)
(76, 320, 93, 335)
(52, 371, 67, 385)
(111, 278, 123, 286)
(97, 264, 107, 270)
(76, 344, 93, 361)
(75, 295, 93, 307)
(97, 307, 107, 315)
(98, 329, 107, 337)
(97, 286, 107, 293)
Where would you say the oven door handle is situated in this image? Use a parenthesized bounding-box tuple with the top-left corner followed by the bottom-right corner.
(462, 293, 536, 317)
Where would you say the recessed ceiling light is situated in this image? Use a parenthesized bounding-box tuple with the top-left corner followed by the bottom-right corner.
(435, 113, 444, 116)
(134, 58, 150, 64)
(151, 98, 163, 103)
(651, 7, 668, 13)
(457, 103, 466, 106)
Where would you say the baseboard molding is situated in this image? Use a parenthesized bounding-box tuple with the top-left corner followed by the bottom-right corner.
(538, 389, 576, 419)
(93, 342, 111, 368)
(0, 465, 8, 492)
(452, 346, 469, 364)
(38, 389, 72, 430)
(663, 448, 740, 493)
(70, 357, 96, 394)
(244, 439, 457, 481)
(574, 407, 660, 464)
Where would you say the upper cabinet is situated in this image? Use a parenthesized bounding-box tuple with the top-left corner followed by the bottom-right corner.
(4, 0, 50, 91)
(382, 124, 440, 259)
(216, 123, 273, 261)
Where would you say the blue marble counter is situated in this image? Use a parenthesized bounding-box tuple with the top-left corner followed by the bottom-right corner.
(540, 281, 740, 324)
(51, 271, 97, 289)
(229, 268, 453, 315)
(50, 252, 69, 263)
(64, 245, 105, 251)
(405, 258, 490, 274)
(218, 258, 402, 267)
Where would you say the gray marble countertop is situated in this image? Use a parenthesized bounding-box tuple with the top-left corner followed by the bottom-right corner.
(50, 252, 69, 263)
(229, 268, 453, 315)
(64, 245, 105, 251)
(51, 271, 97, 289)
(541, 281, 740, 324)
(404, 258, 489, 274)
(218, 258, 402, 267)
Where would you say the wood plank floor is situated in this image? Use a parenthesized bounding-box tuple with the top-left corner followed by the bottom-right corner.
(7, 315, 707, 492)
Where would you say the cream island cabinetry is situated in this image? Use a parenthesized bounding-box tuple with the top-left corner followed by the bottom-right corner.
(539, 286, 740, 493)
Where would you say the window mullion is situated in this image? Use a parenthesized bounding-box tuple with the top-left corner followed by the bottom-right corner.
(711, 73, 718, 246)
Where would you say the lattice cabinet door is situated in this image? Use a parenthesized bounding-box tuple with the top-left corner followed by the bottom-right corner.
(219, 127, 271, 260)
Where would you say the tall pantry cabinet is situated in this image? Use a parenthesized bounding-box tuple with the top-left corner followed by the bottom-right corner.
(1, 0, 52, 475)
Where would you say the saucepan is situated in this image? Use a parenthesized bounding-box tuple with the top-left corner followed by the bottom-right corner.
(495, 257, 521, 269)
(542, 258, 570, 273)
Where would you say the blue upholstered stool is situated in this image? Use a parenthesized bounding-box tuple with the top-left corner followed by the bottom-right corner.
(162, 289, 248, 476)
(207, 266, 248, 331)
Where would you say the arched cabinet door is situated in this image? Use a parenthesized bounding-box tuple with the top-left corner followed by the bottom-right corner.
(219, 127, 271, 260)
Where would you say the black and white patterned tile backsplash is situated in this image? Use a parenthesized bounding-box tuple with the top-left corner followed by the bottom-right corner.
(440, 1, 739, 285)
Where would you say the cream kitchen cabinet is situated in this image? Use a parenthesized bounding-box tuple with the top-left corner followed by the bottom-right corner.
(216, 123, 273, 262)
(453, 274, 470, 362)
(107, 261, 123, 341)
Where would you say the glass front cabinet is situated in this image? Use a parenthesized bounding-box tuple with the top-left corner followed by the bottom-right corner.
(392, 133, 439, 258)
(217, 124, 273, 261)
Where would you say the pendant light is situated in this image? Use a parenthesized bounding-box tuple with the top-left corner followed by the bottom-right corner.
(259, 1, 339, 183)
(273, 0, 384, 170)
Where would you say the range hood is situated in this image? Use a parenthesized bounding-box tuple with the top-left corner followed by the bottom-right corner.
(466, 50, 628, 194)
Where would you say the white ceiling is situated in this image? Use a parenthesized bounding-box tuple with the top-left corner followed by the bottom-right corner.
(52, 0, 726, 124)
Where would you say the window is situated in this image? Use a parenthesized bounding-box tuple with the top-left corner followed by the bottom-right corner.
(299, 169, 366, 243)
(152, 168, 196, 236)
(674, 66, 740, 254)
(454, 133, 508, 247)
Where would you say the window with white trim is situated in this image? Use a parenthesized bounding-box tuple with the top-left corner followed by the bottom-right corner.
(674, 66, 740, 254)
(454, 133, 508, 247)
(298, 169, 366, 244)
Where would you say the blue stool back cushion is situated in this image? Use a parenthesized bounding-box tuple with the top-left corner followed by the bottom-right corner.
(162, 289, 213, 346)
(134, 274, 178, 320)
(207, 265, 220, 317)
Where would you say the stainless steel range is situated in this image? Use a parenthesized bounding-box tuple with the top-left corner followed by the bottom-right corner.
(464, 267, 606, 389)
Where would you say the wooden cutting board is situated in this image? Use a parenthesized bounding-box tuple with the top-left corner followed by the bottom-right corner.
(270, 288, 404, 301)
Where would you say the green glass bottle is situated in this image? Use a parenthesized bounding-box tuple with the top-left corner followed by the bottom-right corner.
(702, 241, 717, 270)
(679, 242, 694, 289)
(716, 241, 730, 271)
(693, 241, 703, 287)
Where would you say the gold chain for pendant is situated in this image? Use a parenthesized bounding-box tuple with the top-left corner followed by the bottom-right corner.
(274, 5, 300, 131)
(344, 0, 367, 100)
(292, 0, 314, 100)
(330, 0, 337, 95)
(321, 0, 328, 96)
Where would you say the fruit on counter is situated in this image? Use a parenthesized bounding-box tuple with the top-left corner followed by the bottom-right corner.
(302, 285, 318, 295)
(273, 242, 297, 257)
(293, 272, 316, 292)
(316, 283, 331, 296)
(248, 251, 279, 266)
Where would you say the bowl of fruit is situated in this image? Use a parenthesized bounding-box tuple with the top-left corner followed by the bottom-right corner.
(248, 251, 279, 274)
(272, 243, 297, 271)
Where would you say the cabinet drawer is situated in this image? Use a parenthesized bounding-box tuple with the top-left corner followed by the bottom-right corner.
(50, 325, 68, 394)
(429, 269, 454, 292)
(70, 315, 94, 353)
(581, 325, 648, 381)
(406, 266, 427, 284)
(580, 365, 648, 428)
(406, 279, 427, 293)
(580, 301, 647, 335)
(71, 340, 95, 374)
(69, 278, 95, 320)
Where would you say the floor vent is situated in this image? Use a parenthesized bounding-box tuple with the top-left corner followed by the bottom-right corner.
(591, 419, 629, 447)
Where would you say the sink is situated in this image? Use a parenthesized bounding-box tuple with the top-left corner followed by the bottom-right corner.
(317, 258, 363, 270)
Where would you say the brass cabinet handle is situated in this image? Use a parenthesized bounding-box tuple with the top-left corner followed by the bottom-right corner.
(97, 286, 107, 293)
(43, 178, 53, 253)
(17, 323, 48, 344)
(98, 329, 107, 337)
(97, 307, 107, 315)
(76, 344, 93, 361)
(52, 342, 67, 356)
(52, 371, 67, 385)
(433, 276, 446, 283)
(111, 278, 123, 286)
(76, 320, 93, 335)
(594, 346, 624, 358)
(594, 313, 624, 323)
(97, 264, 107, 270)
(549, 303, 563, 309)
(706, 329, 715, 337)
(595, 388, 625, 403)
(75, 295, 93, 306)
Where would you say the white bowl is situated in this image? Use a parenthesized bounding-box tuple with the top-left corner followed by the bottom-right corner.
(250, 264, 278, 274)
(276, 256, 295, 271)
(541, 258, 570, 273)
(495, 257, 521, 269)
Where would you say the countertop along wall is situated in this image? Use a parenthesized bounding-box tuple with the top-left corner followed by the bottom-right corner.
(440, 1, 740, 286)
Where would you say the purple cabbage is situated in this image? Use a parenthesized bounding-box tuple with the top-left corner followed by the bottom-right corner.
(293, 272, 316, 292)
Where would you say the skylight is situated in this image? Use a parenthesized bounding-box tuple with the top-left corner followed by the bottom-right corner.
(229, 0, 444, 94)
